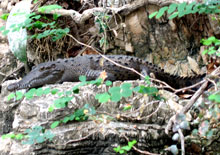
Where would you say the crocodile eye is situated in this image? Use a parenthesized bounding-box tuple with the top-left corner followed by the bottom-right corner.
(39, 66, 45, 71)
(51, 64, 56, 68)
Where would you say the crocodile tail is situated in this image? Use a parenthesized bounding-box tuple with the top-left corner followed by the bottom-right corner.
(154, 72, 206, 89)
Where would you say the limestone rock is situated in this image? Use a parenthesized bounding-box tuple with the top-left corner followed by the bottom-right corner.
(0, 80, 176, 154)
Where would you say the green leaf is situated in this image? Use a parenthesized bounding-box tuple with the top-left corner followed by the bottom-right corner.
(168, 12, 178, 19)
(208, 94, 220, 103)
(123, 105, 132, 111)
(0, 26, 5, 31)
(72, 87, 79, 94)
(202, 49, 209, 55)
(16, 91, 23, 100)
(69, 114, 75, 121)
(105, 80, 112, 86)
(109, 86, 120, 94)
(79, 75, 87, 82)
(15, 134, 24, 140)
(95, 93, 110, 103)
(185, 2, 197, 14)
(168, 3, 178, 14)
(121, 145, 131, 151)
(43, 88, 51, 95)
(145, 75, 151, 85)
(38, 5, 62, 13)
(50, 121, 60, 129)
(149, 11, 158, 19)
(48, 105, 54, 112)
(121, 83, 131, 89)
(156, 7, 168, 19)
(0, 13, 9, 20)
(178, 10, 186, 17)
(214, 9, 220, 13)
(2, 30, 10, 36)
(36, 88, 44, 96)
(208, 49, 216, 55)
(178, 2, 187, 12)
(7, 93, 15, 101)
(33, 15, 41, 20)
(110, 93, 122, 102)
(198, 7, 206, 14)
(137, 86, 158, 95)
(62, 116, 70, 123)
(128, 140, 137, 147)
(2, 133, 16, 139)
(25, 88, 36, 99)
(121, 89, 132, 97)
(109, 86, 121, 102)
(53, 13, 61, 20)
(132, 86, 140, 92)
(44, 130, 55, 140)
(192, 3, 201, 13)
(113, 146, 121, 152)
(51, 89, 59, 95)
(36, 136, 44, 143)
(119, 150, 125, 154)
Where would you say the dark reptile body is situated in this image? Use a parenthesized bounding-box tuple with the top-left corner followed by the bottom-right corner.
(7, 55, 206, 91)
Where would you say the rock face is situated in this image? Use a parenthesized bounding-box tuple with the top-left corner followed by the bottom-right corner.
(0, 80, 176, 154)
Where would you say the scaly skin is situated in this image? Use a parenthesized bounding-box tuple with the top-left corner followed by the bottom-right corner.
(7, 55, 206, 91)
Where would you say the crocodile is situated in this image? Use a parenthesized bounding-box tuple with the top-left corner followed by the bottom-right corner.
(7, 55, 206, 91)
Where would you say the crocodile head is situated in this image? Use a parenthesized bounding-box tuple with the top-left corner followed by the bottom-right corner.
(7, 62, 65, 91)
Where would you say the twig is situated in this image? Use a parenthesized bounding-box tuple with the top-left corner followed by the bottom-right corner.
(65, 131, 97, 145)
(174, 78, 206, 94)
(178, 129, 185, 155)
(165, 79, 209, 134)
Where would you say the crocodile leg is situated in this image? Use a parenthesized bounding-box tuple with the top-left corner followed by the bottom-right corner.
(85, 69, 116, 81)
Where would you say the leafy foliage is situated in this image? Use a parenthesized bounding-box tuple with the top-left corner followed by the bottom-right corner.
(94, 12, 111, 48)
(38, 5, 62, 13)
(0, 5, 68, 41)
(2, 126, 54, 145)
(201, 36, 220, 56)
(2, 133, 24, 140)
(22, 126, 54, 144)
(149, 1, 220, 19)
(113, 140, 137, 154)
(51, 104, 95, 129)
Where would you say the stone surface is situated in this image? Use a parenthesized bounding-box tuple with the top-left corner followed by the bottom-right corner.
(0, 80, 177, 154)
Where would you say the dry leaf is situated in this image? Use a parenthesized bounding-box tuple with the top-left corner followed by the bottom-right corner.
(99, 70, 107, 80)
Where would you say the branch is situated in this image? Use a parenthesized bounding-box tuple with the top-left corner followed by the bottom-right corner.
(165, 66, 220, 134)
(37, 0, 177, 24)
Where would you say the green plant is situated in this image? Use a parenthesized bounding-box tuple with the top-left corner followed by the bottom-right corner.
(2, 126, 54, 145)
(113, 140, 137, 154)
(94, 12, 111, 48)
(2, 133, 24, 140)
(201, 36, 220, 56)
(95, 76, 160, 104)
(22, 126, 54, 144)
(50, 103, 96, 128)
(0, 5, 68, 41)
(149, 1, 220, 20)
